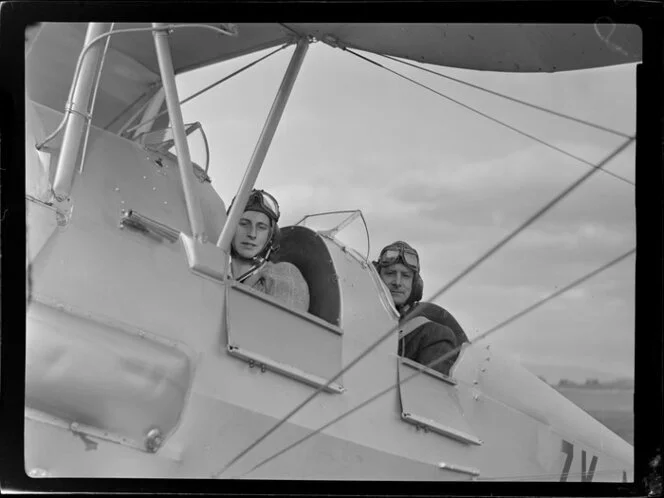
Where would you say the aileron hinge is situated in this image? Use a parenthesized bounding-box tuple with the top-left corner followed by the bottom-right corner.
(401, 412, 482, 446)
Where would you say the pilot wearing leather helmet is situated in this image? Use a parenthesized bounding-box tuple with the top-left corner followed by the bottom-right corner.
(375, 241, 469, 375)
(229, 189, 310, 312)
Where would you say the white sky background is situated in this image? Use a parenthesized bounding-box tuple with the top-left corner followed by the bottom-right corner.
(176, 41, 636, 383)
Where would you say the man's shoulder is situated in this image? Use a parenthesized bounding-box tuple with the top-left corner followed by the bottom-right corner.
(261, 261, 310, 310)
(413, 302, 452, 319)
(413, 301, 469, 344)
(410, 320, 457, 346)
(262, 261, 307, 283)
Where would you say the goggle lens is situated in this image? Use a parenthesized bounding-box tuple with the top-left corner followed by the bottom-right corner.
(379, 247, 419, 271)
(402, 250, 419, 269)
(259, 191, 280, 220)
(247, 190, 280, 221)
(381, 249, 401, 263)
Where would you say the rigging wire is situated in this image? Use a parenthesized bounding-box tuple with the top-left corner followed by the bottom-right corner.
(212, 135, 634, 478)
(122, 42, 292, 137)
(378, 53, 633, 140)
(279, 23, 303, 37)
(344, 48, 635, 187)
(233, 246, 636, 478)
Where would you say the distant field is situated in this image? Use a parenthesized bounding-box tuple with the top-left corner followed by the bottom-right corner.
(556, 387, 634, 445)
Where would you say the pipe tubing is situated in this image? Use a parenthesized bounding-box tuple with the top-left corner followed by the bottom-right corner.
(52, 23, 112, 199)
(152, 23, 205, 240)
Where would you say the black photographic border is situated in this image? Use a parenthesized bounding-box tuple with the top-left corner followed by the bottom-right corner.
(2, 1, 662, 496)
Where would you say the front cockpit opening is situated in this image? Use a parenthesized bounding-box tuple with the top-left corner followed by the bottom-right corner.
(272, 225, 342, 327)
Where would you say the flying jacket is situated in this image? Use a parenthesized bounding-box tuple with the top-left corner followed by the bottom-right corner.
(398, 302, 469, 375)
(243, 261, 310, 312)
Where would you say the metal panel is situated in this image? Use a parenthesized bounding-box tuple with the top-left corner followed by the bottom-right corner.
(26, 100, 53, 201)
(227, 346, 344, 394)
(398, 358, 481, 446)
(226, 282, 344, 391)
(402, 412, 482, 446)
(27, 104, 228, 354)
(180, 233, 228, 281)
(26, 299, 193, 450)
(26, 199, 59, 264)
(399, 356, 458, 385)
(452, 343, 634, 463)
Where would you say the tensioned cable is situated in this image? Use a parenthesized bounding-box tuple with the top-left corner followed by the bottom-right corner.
(279, 23, 303, 37)
(212, 135, 634, 478)
(234, 246, 636, 479)
(344, 48, 635, 187)
(378, 53, 633, 140)
(122, 42, 292, 136)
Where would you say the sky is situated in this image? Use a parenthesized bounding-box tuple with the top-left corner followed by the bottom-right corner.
(176, 38, 636, 383)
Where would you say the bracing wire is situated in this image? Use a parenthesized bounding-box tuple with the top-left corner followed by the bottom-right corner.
(122, 42, 292, 137)
(279, 23, 303, 37)
(212, 135, 634, 478)
(378, 53, 633, 140)
(344, 48, 635, 187)
(233, 247, 635, 479)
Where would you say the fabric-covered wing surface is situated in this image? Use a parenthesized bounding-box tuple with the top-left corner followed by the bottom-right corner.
(292, 23, 641, 72)
(26, 23, 641, 133)
(26, 23, 294, 132)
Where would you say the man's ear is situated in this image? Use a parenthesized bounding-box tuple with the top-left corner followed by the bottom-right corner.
(411, 273, 424, 302)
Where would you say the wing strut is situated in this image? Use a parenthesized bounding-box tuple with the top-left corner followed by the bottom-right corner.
(216, 37, 310, 251)
(152, 23, 206, 240)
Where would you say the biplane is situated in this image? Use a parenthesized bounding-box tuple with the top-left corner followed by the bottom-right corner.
(23, 21, 640, 480)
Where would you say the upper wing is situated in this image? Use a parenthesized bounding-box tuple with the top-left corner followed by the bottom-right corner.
(26, 23, 642, 132)
(26, 23, 293, 133)
(292, 23, 641, 72)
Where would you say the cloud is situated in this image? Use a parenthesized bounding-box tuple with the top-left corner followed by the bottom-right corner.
(390, 140, 634, 226)
(178, 45, 636, 378)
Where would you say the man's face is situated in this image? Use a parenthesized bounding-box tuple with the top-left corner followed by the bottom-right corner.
(379, 263, 414, 307)
(232, 210, 271, 259)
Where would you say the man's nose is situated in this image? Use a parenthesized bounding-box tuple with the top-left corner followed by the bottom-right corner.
(247, 225, 257, 238)
(394, 273, 402, 286)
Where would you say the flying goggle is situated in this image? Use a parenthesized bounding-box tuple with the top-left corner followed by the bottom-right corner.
(234, 189, 280, 223)
(377, 245, 420, 272)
